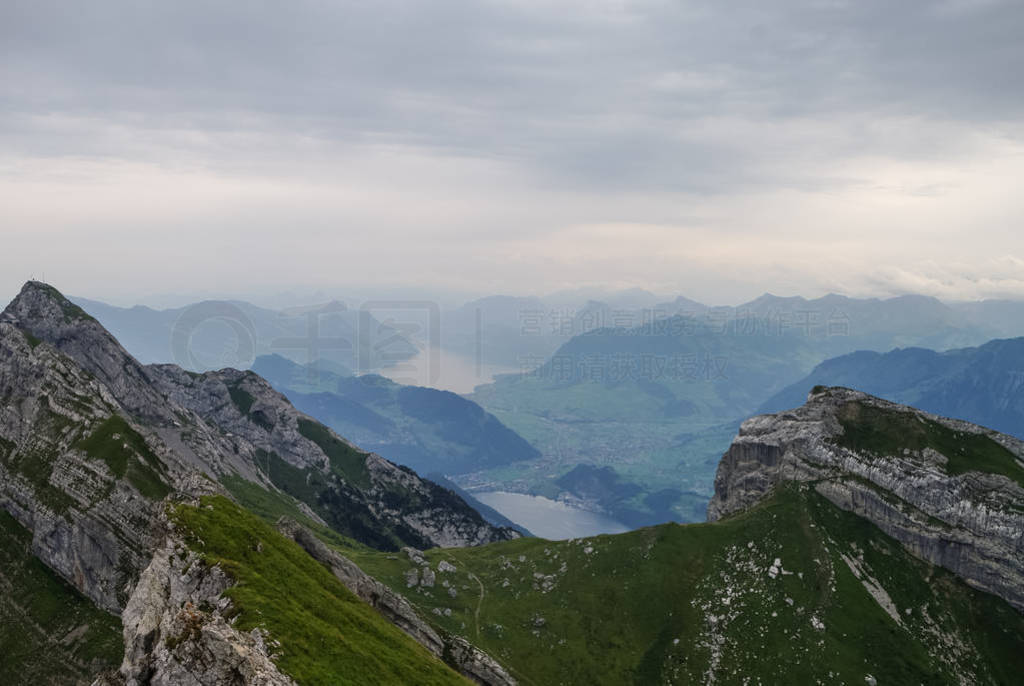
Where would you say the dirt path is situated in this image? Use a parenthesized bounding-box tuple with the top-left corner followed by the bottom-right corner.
(466, 568, 485, 639)
(439, 556, 486, 639)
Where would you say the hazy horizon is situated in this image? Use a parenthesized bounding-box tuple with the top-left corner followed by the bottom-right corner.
(6, 280, 1024, 314)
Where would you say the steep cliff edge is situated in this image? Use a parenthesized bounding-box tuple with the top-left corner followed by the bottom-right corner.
(708, 386, 1024, 612)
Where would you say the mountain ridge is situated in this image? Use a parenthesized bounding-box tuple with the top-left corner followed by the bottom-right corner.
(759, 337, 1024, 439)
(0, 280, 517, 683)
(251, 353, 540, 478)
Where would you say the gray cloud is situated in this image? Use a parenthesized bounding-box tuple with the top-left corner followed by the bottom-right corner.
(4, 1, 1022, 184)
(0, 0, 1022, 302)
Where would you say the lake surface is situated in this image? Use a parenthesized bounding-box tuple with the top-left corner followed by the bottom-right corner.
(377, 348, 519, 394)
(474, 491, 630, 540)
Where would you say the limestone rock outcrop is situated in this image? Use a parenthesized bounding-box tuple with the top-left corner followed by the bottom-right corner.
(709, 386, 1024, 611)
(119, 534, 294, 686)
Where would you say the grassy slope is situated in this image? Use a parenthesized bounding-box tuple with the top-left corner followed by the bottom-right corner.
(0, 511, 123, 685)
(237, 444, 446, 552)
(348, 485, 1024, 686)
(836, 400, 1024, 488)
(296, 418, 372, 488)
(169, 496, 469, 686)
(219, 474, 373, 556)
(75, 414, 171, 500)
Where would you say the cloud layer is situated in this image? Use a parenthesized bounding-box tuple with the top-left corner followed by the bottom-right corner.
(1, 0, 1022, 304)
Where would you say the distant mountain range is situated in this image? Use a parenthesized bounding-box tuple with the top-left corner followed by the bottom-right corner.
(451, 290, 1024, 370)
(69, 295, 418, 373)
(71, 288, 1024, 380)
(760, 337, 1024, 439)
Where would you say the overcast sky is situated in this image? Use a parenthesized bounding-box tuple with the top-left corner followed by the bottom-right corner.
(2, 0, 1023, 306)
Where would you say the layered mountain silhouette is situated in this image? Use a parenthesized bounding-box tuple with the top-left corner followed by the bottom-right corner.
(469, 293, 1024, 524)
(69, 294, 417, 373)
(760, 337, 1024, 438)
(251, 353, 540, 476)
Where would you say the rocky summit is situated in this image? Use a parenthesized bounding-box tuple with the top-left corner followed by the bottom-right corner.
(709, 385, 1024, 612)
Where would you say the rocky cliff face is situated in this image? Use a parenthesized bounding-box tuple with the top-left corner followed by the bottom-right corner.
(0, 282, 512, 609)
(0, 281, 516, 683)
(0, 299, 184, 612)
(119, 530, 294, 686)
(709, 386, 1024, 612)
(145, 363, 516, 551)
